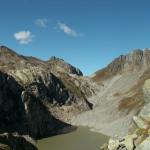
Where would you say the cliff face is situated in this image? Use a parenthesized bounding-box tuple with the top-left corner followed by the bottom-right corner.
(0, 71, 24, 134)
(0, 46, 92, 140)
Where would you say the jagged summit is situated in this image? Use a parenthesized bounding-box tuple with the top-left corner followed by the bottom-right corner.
(92, 48, 150, 81)
(48, 56, 83, 76)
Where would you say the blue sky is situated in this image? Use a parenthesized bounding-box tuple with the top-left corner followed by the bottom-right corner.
(0, 0, 150, 75)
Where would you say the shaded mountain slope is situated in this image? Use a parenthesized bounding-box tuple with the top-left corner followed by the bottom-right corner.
(0, 46, 92, 140)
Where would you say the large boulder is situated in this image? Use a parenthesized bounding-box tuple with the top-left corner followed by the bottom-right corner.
(106, 134, 137, 150)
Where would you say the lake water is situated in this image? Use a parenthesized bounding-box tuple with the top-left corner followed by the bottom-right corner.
(36, 127, 108, 150)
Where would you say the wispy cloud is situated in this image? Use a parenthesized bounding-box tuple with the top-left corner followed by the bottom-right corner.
(57, 22, 84, 37)
(35, 18, 48, 28)
(14, 30, 34, 44)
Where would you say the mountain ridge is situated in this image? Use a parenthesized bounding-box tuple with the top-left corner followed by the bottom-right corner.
(92, 48, 150, 82)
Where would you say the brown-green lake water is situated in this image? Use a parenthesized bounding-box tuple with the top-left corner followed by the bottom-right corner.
(36, 127, 108, 150)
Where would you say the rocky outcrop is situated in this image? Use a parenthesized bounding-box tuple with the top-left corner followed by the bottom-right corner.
(48, 56, 83, 76)
(102, 134, 137, 150)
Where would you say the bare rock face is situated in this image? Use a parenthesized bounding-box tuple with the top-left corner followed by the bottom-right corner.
(0, 71, 25, 134)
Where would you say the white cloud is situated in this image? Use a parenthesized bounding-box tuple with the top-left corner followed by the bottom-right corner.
(14, 31, 34, 44)
(57, 22, 83, 37)
(35, 18, 48, 28)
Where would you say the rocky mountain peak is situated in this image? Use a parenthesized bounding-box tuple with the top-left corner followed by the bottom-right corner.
(127, 48, 146, 62)
(47, 56, 83, 76)
(120, 48, 150, 66)
(92, 48, 150, 81)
